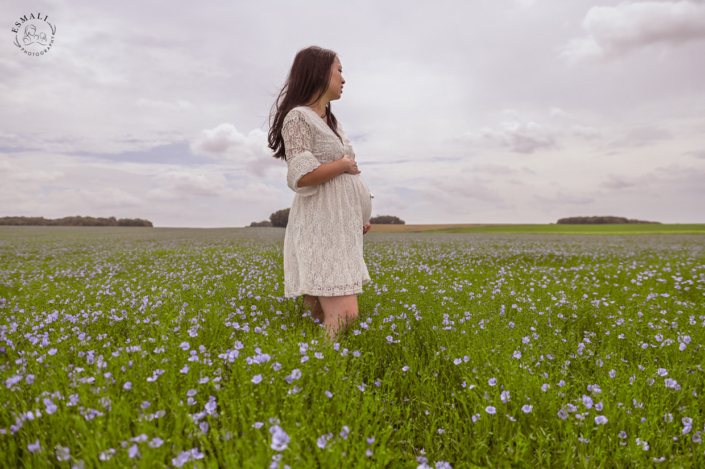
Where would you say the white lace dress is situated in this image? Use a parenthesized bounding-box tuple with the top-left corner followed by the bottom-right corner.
(281, 105, 373, 298)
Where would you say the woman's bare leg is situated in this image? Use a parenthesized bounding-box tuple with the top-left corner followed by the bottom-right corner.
(302, 294, 324, 325)
(318, 294, 359, 342)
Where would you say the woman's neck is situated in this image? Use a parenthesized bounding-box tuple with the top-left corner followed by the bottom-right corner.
(307, 100, 328, 118)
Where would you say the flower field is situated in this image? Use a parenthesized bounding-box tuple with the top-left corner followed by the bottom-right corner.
(1, 226, 704, 468)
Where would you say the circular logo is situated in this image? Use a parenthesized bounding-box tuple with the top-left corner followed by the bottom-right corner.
(12, 13, 56, 56)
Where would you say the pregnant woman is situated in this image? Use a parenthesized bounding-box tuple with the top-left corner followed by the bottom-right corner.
(268, 46, 373, 341)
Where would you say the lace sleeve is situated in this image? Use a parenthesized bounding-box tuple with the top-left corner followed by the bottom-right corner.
(282, 110, 321, 196)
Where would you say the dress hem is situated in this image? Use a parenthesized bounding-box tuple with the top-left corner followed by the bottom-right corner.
(284, 278, 371, 298)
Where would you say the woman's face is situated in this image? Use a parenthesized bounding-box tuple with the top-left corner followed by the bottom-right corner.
(327, 56, 345, 101)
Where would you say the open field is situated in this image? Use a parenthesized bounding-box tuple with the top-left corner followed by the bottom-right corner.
(369, 224, 488, 233)
(370, 224, 705, 235)
(1, 226, 704, 467)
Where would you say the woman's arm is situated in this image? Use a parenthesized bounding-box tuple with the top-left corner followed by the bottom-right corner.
(298, 155, 359, 187)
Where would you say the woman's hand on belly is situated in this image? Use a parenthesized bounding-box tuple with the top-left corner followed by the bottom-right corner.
(341, 154, 360, 175)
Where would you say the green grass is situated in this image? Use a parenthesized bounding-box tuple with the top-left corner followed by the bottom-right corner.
(426, 224, 705, 235)
(1, 227, 704, 468)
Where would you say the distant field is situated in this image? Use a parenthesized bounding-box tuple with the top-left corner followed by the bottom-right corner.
(369, 224, 705, 235)
(368, 224, 485, 233)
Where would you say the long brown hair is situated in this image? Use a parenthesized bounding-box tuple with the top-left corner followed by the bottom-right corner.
(268, 46, 343, 161)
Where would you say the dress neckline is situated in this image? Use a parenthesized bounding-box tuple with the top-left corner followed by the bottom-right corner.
(296, 106, 345, 147)
(301, 105, 326, 120)
(298, 106, 333, 131)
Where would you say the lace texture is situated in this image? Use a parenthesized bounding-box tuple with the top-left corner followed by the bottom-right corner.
(282, 106, 373, 298)
(282, 113, 321, 197)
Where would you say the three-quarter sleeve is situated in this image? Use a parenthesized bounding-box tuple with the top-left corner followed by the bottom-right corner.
(282, 110, 321, 196)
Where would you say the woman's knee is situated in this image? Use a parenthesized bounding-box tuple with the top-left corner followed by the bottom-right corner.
(319, 295, 358, 316)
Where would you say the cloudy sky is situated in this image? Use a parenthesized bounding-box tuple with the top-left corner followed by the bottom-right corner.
(2, 0, 704, 226)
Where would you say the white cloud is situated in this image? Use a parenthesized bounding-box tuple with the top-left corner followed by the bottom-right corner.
(601, 164, 705, 192)
(191, 124, 261, 155)
(421, 177, 508, 211)
(600, 174, 637, 190)
(455, 109, 607, 156)
(459, 121, 560, 154)
(190, 124, 281, 177)
(0, 156, 64, 182)
(0, 185, 34, 211)
(500, 109, 523, 120)
(147, 169, 281, 204)
(683, 150, 705, 159)
(369, 188, 409, 214)
(136, 98, 194, 111)
(154, 170, 227, 199)
(535, 190, 595, 206)
(79, 188, 142, 208)
(608, 125, 673, 148)
(0, 131, 22, 147)
(463, 163, 516, 175)
(571, 125, 601, 140)
(560, 0, 705, 64)
(0, 156, 16, 172)
(11, 171, 65, 183)
(548, 107, 572, 119)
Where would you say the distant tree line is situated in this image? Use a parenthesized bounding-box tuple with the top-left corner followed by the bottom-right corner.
(249, 220, 273, 227)
(269, 208, 290, 228)
(0, 216, 153, 227)
(557, 216, 660, 225)
(370, 215, 405, 224)
(248, 208, 289, 228)
(248, 209, 405, 228)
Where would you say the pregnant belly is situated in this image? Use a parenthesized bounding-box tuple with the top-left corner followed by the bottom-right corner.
(339, 173, 373, 226)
